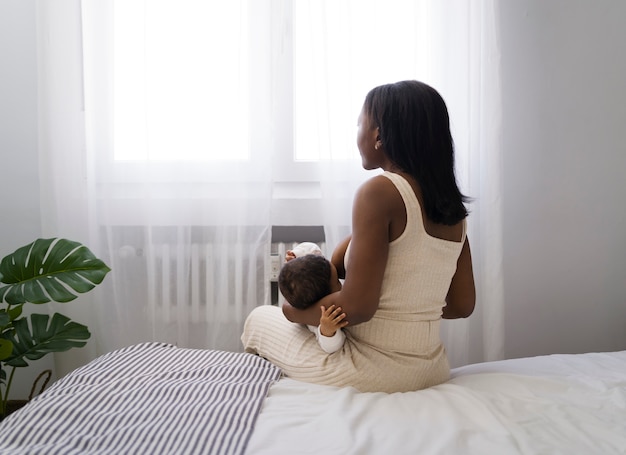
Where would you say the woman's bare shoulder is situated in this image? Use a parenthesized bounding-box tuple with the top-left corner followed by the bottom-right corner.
(355, 174, 400, 201)
(354, 174, 405, 234)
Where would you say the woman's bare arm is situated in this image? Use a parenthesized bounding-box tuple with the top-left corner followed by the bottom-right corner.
(442, 238, 475, 319)
(283, 176, 394, 326)
(330, 235, 351, 279)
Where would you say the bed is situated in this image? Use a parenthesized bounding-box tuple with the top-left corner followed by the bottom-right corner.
(0, 342, 624, 454)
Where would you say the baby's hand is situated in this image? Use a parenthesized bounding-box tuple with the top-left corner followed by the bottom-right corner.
(319, 305, 348, 337)
(285, 250, 296, 262)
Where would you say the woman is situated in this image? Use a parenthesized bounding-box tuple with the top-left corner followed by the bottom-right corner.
(242, 80, 475, 393)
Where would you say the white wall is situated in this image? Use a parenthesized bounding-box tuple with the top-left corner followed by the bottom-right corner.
(499, 1, 626, 358)
(0, 0, 55, 399)
(0, 0, 624, 396)
(0, 0, 39, 243)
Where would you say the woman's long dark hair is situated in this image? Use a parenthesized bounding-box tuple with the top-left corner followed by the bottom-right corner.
(363, 80, 470, 225)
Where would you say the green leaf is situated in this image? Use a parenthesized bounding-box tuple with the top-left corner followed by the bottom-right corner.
(8, 304, 23, 321)
(0, 305, 24, 329)
(0, 238, 110, 305)
(2, 313, 90, 367)
(0, 311, 8, 328)
(0, 338, 12, 361)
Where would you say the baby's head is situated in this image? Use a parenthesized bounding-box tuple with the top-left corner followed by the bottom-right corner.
(289, 242, 322, 258)
(278, 254, 342, 309)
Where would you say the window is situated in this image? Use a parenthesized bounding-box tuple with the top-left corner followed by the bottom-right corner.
(87, 0, 428, 187)
(112, 1, 250, 162)
(293, 0, 424, 162)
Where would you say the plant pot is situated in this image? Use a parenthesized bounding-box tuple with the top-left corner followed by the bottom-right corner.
(4, 399, 28, 416)
(0, 369, 52, 421)
(0, 401, 27, 421)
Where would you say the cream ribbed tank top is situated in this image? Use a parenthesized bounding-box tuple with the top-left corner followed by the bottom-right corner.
(346, 171, 466, 357)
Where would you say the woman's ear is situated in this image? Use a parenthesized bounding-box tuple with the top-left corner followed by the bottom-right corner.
(374, 128, 383, 150)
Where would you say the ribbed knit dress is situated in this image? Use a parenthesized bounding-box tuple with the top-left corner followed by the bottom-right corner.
(241, 171, 466, 393)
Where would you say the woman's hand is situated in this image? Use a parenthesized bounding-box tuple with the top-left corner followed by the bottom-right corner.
(443, 238, 475, 318)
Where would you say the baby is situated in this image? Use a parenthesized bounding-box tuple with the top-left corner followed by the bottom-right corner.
(278, 242, 347, 353)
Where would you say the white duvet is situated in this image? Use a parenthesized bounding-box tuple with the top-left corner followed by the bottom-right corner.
(247, 351, 626, 454)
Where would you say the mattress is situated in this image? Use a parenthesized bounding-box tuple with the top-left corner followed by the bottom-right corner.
(1, 343, 624, 454)
(248, 350, 626, 454)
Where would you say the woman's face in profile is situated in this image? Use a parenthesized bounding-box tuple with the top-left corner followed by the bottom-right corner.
(356, 107, 379, 170)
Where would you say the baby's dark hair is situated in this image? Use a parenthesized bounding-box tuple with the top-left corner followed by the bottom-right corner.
(278, 254, 332, 309)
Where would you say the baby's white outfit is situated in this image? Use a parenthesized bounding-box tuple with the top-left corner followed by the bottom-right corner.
(308, 324, 345, 354)
(290, 242, 346, 354)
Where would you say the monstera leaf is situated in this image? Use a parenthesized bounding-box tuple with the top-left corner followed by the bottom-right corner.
(1, 313, 90, 368)
(0, 339, 12, 362)
(0, 306, 22, 362)
(0, 238, 109, 416)
(0, 238, 110, 305)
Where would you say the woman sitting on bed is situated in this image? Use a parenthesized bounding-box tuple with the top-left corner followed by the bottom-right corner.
(242, 80, 476, 393)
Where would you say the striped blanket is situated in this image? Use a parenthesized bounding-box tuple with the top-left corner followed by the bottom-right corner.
(0, 343, 281, 454)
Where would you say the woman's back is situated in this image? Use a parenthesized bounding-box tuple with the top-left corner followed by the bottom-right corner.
(342, 171, 465, 389)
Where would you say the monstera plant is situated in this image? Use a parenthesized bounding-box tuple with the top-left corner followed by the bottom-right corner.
(0, 238, 110, 418)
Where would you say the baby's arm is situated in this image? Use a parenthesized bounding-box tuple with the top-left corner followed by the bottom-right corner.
(315, 305, 347, 353)
(316, 325, 345, 354)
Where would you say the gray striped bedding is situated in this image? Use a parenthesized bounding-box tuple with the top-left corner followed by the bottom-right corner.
(0, 342, 281, 454)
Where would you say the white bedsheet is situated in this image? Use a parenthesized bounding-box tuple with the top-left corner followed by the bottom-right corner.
(247, 351, 626, 454)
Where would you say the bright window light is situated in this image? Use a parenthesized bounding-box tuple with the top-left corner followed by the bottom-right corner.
(111, 0, 422, 164)
(293, 0, 421, 161)
(113, 1, 249, 161)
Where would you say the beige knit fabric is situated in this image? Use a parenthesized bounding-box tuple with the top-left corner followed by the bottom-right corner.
(241, 172, 466, 393)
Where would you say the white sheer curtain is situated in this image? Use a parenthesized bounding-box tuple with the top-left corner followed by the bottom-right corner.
(37, 0, 503, 376)
(38, 0, 273, 375)
(433, 0, 504, 367)
(298, 0, 504, 367)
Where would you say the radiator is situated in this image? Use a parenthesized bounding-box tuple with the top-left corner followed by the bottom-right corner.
(142, 241, 264, 324)
(114, 235, 324, 321)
